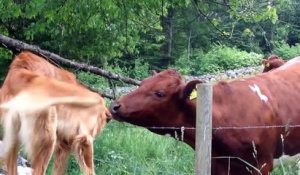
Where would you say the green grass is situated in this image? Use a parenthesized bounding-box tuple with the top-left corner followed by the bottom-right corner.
(2, 119, 299, 174)
(272, 163, 300, 175)
(46, 120, 195, 175)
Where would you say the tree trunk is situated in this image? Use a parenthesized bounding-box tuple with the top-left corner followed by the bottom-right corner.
(166, 8, 174, 57)
(188, 29, 192, 59)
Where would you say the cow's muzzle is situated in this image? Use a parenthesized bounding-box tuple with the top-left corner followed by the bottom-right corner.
(109, 101, 123, 119)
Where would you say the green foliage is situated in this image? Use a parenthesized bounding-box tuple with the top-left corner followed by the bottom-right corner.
(174, 49, 203, 75)
(76, 71, 109, 90)
(1, 0, 300, 72)
(130, 59, 150, 80)
(0, 0, 169, 70)
(273, 43, 300, 60)
(0, 48, 13, 84)
(228, 0, 279, 23)
(175, 45, 263, 75)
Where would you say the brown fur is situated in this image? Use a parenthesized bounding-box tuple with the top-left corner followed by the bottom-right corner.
(0, 51, 109, 175)
(262, 54, 285, 72)
(110, 58, 300, 175)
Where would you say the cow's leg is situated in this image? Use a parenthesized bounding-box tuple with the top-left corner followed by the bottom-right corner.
(30, 128, 56, 175)
(52, 143, 71, 175)
(256, 156, 273, 175)
(28, 109, 57, 175)
(212, 159, 229, 175)
(2, 111, 19, 175)
(212, 157, 267, 175)
(4, 142, 19, 175)
(73, 135, 95, 175)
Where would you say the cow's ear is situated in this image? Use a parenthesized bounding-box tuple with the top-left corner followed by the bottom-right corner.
(262, 60, 270, 67)
(182, 80, 203, 100)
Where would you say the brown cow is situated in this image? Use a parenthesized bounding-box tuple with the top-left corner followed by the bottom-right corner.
(0, 51, 109, 175)
(110, 57, 300, 175)
(262, 54, 285, 72)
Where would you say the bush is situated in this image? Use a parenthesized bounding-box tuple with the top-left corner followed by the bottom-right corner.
(76, 71, 109, 90)
(76, 61, 133, 89)
(175, 45, 263, 75)
(0, 48, 13, 84)
(130, 58, 150, 80)
(174, 49, 204, 75)
(273, 43, 300, 60)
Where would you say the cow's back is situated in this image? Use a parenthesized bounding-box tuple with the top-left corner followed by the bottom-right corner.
(8, 51, 77, 84)
(0, 51, 78, 121)
(212, 61, 300, 158)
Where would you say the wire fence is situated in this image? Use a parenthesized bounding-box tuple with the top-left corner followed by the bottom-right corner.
(137, 124, 300, 130)
(107, 123, 300, 175)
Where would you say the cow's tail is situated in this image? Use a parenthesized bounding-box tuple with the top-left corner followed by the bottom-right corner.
(0, 75, 101, 113)
(0, 92, 100, 113)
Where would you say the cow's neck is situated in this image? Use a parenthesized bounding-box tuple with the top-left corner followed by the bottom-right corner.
(147, 100, 196, 149)
(178, 99, 197, 149)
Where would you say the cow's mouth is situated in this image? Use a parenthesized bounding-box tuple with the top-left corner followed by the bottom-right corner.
(111, 113, 127, 121)
(110, 109, 132, 122)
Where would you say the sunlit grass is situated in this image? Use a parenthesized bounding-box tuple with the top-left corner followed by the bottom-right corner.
(1, 115, 300, 174)
(46, 120, 194, 175)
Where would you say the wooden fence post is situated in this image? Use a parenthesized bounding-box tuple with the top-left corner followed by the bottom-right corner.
(195, 83, 212, 175)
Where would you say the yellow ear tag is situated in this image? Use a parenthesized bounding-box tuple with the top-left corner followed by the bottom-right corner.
(189, 89, 197, 100)
(265, 63, 270, 67)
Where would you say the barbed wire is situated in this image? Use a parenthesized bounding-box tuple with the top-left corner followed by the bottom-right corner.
(102, 123, 300, 174)
(116, 124, 300, 131)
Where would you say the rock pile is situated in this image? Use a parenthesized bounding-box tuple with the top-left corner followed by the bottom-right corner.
(0, 141, 33, 175)
(105, 66, 263, 97)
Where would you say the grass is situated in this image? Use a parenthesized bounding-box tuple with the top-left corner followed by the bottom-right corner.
(48, 120, 300, 175)
(2, 119, 300, 174)
(272, 163, 300, 175)
(46, 120, 195, 175)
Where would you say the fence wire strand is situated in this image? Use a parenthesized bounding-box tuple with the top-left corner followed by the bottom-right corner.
(132, 124, 300, 131)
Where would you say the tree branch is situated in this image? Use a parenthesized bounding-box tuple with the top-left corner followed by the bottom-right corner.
(0, 34, 141, 86)
(0, 34, 141, 99)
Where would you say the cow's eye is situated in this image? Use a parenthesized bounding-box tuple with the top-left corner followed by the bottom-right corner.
(154, 91, 166, 98)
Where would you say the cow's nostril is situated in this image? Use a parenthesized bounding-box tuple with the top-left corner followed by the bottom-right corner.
(110, 101, 121, 113)
(113, 104, 121, 111)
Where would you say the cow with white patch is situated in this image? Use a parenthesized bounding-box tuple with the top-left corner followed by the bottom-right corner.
(110, 56, 300, 175)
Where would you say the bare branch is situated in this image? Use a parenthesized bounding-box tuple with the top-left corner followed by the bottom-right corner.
(0, 34, 141, 99)
(0, 34, 141, 86)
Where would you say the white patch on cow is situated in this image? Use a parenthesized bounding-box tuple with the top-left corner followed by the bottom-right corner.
(249, 84, 268, 103)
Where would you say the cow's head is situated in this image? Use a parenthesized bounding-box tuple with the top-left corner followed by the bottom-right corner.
(262, 54, 285, 72)
(110, 69, 202, 131)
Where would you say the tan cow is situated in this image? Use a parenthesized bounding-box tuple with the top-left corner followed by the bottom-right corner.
(0, 51, 109, 175)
